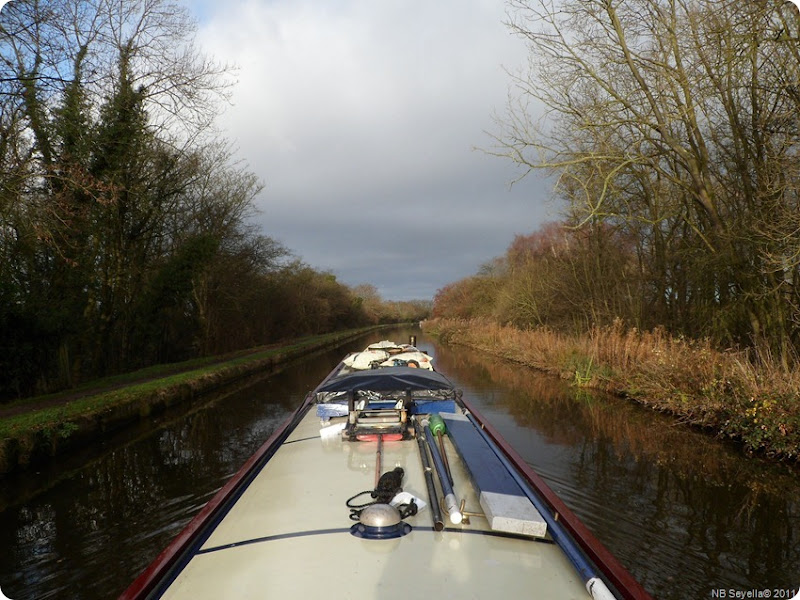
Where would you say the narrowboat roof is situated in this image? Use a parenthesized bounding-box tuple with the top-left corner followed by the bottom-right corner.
(121, 341, 651, 600)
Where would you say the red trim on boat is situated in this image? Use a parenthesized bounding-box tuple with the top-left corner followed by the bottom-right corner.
(118, 395, 315, 600)
(119, 360, 351, 600)
(459, 396, 653, 600)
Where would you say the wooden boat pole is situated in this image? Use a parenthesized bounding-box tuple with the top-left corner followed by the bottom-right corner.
(374, 434, 383, 488)
(414, 421, 444, 531)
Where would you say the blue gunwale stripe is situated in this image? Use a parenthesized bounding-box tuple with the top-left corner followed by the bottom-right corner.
(197, 528, 351, 554)
(283, 434, 322, 445)
(196, 525, 556, 556)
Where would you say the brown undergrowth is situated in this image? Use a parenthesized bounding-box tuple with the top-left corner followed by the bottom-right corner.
(422, 318, 800, 461)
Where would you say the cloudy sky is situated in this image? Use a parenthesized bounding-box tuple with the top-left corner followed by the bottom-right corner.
(189, 0, 557, 301)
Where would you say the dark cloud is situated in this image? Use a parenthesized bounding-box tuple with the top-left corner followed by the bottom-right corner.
(197, 0, 557, 300)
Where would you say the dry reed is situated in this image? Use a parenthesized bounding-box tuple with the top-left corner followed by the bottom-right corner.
(423, 318, 800, 461)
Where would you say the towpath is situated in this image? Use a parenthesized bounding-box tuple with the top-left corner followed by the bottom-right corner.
(0, 344, 283, 420)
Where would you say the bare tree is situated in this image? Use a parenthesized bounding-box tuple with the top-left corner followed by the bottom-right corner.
(0, 0, 244, 392)
(493, 0, 800, 361)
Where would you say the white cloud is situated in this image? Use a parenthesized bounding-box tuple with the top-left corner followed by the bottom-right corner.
(192, 0, 556, 300)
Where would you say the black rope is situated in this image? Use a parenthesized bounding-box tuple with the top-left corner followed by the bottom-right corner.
(346, 490, 379, 511)
(346, 467, 411, 521)
(396, 501, 418, 519)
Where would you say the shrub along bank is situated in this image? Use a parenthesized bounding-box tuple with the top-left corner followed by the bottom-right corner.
(423, 318, 800, 462)
(0, 327, 387, 476)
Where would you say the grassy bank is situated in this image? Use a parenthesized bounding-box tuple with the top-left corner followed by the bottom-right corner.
(0, 327, 386, 475)
(423, 318, 800, 461)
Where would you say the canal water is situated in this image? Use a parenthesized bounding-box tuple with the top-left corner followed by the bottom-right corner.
(0, 327, 798, 599)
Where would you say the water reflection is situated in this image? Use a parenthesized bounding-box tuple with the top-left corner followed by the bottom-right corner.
(432, 342, 800, 600)
(0, 340, 372, 600)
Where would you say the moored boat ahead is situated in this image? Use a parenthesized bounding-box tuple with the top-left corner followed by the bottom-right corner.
(121, 339, 652, 600)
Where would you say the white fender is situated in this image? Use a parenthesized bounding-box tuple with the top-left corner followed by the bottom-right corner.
(586, 577, 618, 600)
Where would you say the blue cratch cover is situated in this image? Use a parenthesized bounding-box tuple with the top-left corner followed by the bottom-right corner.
(317, 366, 456, 394)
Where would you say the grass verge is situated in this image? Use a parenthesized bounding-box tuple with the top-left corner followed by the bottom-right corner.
(0, 327, 385, 475)
(423, 318, 800, 461)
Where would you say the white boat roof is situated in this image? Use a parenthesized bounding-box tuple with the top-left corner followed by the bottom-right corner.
(155, 407, 591, 599)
